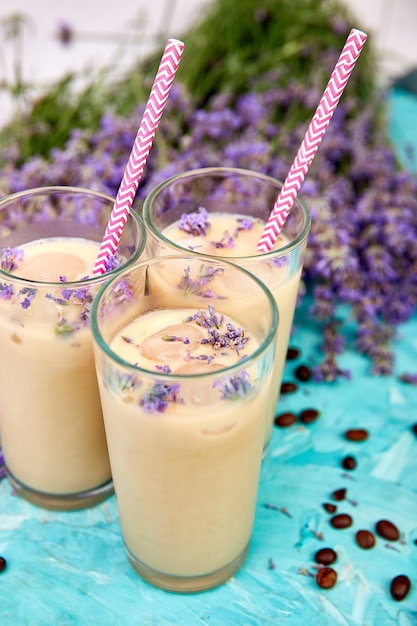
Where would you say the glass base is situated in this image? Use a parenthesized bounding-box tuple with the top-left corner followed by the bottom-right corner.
(6, 467, 113, 511)
(124, 541, 250, 593)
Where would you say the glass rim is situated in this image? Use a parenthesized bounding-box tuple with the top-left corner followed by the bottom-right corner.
(0, 186, 146, 287)
(143, 166, 312, 261)
(90, 254, 279, 380)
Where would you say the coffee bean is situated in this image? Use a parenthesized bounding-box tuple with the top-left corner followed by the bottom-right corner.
(330, 513, 353, 529)
(280, 382, 298, 394)
(323, 503, 337, 514)
(300, 408, 320, 424)
(331, 488, 347, 501)
(390, 575, 411, 601)
(316, 567, 337, 589)
(375, 519, 400, 542)
(286, 347, 300, 361)
(411, 423, 417, 437)
(0, 556, 6, 573)
(356, 529, 376, 549)
(294, 364, 312, 382)
(345, 428, 369, 442)
(314, 548, 337, 566)
(274, 412, 297, 428)
(342, 455, 357, 470)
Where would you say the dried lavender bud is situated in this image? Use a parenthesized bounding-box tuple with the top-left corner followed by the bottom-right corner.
(390, 575, 411, 601)
(314, 548, 337, 566)
(344, 428, 369, 441)
(342, 455, 357, 470)
(274, 412, 297, 428)
(316, 567, 337, 589)
(356, 530, 376, 549)
(375, 520, 400, 542)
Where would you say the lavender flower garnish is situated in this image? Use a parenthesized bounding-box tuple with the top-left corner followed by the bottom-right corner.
(0, 283, 14, 300)
(178, 265, 223, 297)
(0, 247, 24, 272)
(190, 304, 224, 329)
(55, 317, 80, 336)
(214, 371, 252, 400)
(139, 382, 182, 413)
(179, 207, 210, 236)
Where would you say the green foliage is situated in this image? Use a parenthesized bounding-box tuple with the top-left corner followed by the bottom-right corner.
(0, 0, 379, 162)
(147, 0, 377, 106)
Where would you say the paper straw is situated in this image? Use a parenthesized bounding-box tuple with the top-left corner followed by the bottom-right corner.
(93, 38, 185, 275)
(256, 28, 367, 253)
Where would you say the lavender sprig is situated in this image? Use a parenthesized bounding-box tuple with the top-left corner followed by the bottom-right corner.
(139, 382, 182, 413)
(178, 265, 223, 297)
(214, 371, 252, 400)
(0, 247, 24, 272)
(179, 207, 210, 236)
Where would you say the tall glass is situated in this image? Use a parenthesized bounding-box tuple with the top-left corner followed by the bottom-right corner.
(143, 167, 311, 445)
(91, 255, 278, 592)
(0, 186, 147, 509)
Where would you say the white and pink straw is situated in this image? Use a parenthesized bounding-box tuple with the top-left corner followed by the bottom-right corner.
(256, 28, 367, 253)
(93, 38, 185, 275)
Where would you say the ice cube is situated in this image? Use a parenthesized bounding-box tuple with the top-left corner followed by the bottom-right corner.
(139, 324, 204, 361)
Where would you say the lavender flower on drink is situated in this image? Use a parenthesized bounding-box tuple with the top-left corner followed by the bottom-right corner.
(214, 371, 252, 400)
(140, 382, 183, 413)
(0, 247, 24, 272)
(178, 265, 223, 297)
(179, 207, 210, 236)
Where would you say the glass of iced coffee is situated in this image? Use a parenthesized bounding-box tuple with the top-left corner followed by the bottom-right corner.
(0, 186, 147, 509)
(91, 255, 278, 592)
(143, 167, 311, 445)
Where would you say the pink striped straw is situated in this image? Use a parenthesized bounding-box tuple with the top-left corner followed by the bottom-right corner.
(256, 28, 367, 253)
(93, 38, 185, 275)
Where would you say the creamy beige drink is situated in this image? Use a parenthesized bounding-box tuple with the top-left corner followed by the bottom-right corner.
(91, 255, 278, 591)
(100, 307, 268, 578)
(0, 238, 111, 500)
(143, 168, 311, 446)
(163, 213, 302, 442)
(0, 185, 146, 509)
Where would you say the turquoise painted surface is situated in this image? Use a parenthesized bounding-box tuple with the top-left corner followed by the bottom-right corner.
(388, 86, 417, 171)
(1, 297, 417, 625)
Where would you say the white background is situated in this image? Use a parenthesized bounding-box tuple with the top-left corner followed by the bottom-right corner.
(0, 0, 416, 127)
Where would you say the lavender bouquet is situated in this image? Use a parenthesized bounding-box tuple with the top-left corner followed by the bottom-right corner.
(0, 0, 416, 380)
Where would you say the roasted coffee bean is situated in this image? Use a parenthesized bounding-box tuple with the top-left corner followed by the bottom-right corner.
(314, 548, 337, 566)
(280, 382, 298, 394)
(316, 567, 337, 589)
(330, 513, 353, 529)
(356, 529, 376, 549)
(323, 503, 337, 514)
(375, 519, 400, 541)
(300, 408, 320, 424)
(274, 412, 297, 428)
(345, 428, 369, 442)
(331, 488, 347, 501)
(294, 364, 312, 382)
(390, 575, 411, 601)
(412, 423, 417, 437)
(342, 455, 357, 470)
(0, 556, 6, 572)
(286, 347, 300, 361)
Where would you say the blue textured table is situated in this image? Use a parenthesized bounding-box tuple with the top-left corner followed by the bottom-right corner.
(1, 294, 417, 625)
